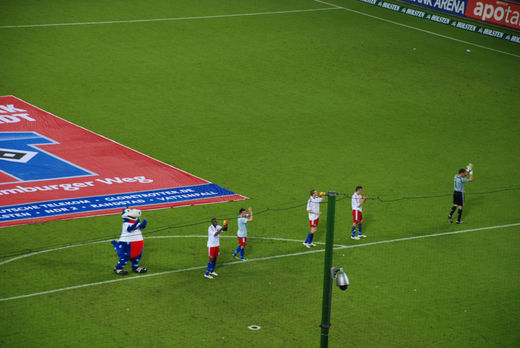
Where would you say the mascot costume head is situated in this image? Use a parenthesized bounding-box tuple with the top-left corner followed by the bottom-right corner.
(111, 208, 148, 275)
(122, 208, 141, 221)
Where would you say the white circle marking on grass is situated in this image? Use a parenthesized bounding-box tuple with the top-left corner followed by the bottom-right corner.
(0, 222, 519, 302)
(0, 235, 344, 266)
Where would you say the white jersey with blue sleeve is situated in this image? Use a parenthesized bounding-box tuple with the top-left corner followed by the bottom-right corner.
(237, 215, 248, 237)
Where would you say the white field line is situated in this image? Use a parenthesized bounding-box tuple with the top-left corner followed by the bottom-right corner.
(314, 0, 520, 59)
(315, 0, 342, 8)
(335, 222, 520, 250)
(0, 235, 340, 267)
(0, 7, 338, 29)
(0, 1, 517, 60)
(0, 222, 518, 302)
(0, 239, 111, 266)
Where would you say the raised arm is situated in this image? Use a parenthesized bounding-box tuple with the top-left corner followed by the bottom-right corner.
(127, 219, 140, 232)
(247, 207, 253, 222)
(467, 163, 474, 182)
(213, 221, 228, 236)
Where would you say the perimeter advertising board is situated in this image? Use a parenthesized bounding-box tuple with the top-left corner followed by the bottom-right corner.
(398, 0, 468, 16)
(399, 0, 520, 30)
(465, 0, 520, 30)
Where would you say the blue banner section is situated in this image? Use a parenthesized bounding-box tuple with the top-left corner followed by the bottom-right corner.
(398, 0, 468, 16)
(0, 183, 235, 224)
(0, 132, 94, 182)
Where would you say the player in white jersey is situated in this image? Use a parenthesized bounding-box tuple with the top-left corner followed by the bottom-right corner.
(303, 189, 326, 248)
(350, 186, 367, 240)
(233, 207, 253, 260)
(111, 208, 148, 275)
(204, 218, 228, 279)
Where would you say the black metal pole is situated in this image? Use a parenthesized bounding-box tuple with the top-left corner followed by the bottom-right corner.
(320, 191, 338, 348)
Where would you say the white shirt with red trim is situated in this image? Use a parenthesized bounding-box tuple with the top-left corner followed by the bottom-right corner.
(207, 224, 222, 247)
(351, 193, 362, 212)
(237, 216, 248, 238)
(307, 196, 323, 220)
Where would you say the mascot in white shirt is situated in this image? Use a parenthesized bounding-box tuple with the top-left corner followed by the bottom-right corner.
(111, 208, 148, 275)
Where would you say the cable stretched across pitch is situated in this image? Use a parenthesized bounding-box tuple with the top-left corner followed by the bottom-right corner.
(1, 184, 518, 259)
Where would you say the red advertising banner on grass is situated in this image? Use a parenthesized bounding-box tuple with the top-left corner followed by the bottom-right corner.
(0, 96, 246, 227)
(465, 0, 520, 30)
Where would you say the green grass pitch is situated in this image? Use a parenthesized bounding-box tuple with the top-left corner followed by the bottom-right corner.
(1, 0, 519, 346)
